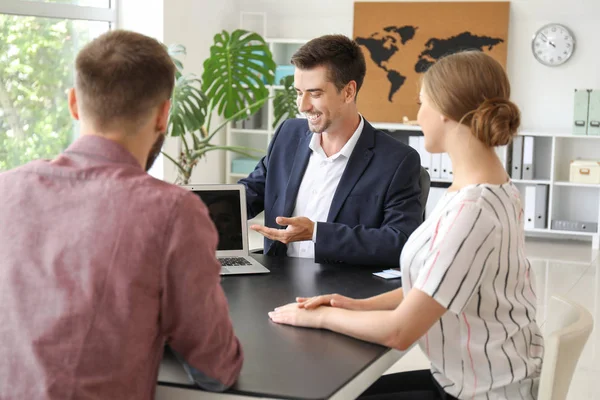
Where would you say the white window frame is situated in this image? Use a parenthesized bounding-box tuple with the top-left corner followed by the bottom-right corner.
(0, 0, 117, 25)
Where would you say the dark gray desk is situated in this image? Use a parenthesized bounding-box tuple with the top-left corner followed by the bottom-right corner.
(156, 255, 405, 400)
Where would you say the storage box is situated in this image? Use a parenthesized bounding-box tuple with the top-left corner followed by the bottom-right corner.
(231, 158, 258, 175)
(274, 65, 295, 85)
(569, 160, 600, 184)
(573, 89, 590, 135)
(551, 220, 598, 233)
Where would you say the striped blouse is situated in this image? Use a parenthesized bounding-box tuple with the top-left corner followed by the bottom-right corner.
(400, 182, 544, 400)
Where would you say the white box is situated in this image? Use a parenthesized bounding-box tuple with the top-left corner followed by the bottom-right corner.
(569, 160, 600, 184)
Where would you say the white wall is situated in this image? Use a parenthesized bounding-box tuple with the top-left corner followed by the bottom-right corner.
(120, 0, 239, 184)
(118, 0, 166, 180)
(163, 0, 239, 184)
(239, 0, 600, 132)
(118, 0, 164, 41)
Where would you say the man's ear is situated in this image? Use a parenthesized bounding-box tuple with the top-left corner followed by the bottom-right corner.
(345, 81, 357, 103)
(156, 99, 171, 133)
(68, 88, 80, 121)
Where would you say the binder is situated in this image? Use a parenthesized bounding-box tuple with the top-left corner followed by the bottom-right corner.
(408, 136, 420, 153)
(573, 89, 590, 135)
(430, 154, 442, 180)
(417, 137, 431, 174)
(441, 154, 453, 180)
(511, 136, 523, 179)
(533, 185, 548, 229)
(524, 185, 548, 230)
(588, 90, 600, 136)
(524, 186, 536, 230)
(522, 136, 535, 180)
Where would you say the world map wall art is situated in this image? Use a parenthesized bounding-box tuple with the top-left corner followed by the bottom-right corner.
(353, 1, 509, 123)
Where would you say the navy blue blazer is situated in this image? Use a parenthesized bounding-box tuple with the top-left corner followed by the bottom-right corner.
(239, 118, 422, 267)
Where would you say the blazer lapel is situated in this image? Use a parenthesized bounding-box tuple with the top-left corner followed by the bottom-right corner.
(326, 121, 375, 222)
(282, 131, 312, 217)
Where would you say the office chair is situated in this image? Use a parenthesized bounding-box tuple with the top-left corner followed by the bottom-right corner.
(418, 166, 430, 221)
(537, 295, 593, 400)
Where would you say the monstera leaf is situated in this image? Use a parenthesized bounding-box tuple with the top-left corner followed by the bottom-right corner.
(273, 75, 298, 128)
(168, 74, 209, 137)
(167, 45, 209, 137)
(202, 29, 276, 120)
(167, 44, 185, 79)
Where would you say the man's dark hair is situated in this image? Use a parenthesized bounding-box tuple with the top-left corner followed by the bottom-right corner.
(291, 34, 366, 98)
(75, 30, 175, 131)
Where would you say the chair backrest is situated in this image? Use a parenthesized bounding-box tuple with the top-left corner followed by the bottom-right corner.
(419, 166, 431, 220)
(538, 295, 593, 400)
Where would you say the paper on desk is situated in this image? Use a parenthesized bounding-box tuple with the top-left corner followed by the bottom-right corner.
(373, 269, 402, 279)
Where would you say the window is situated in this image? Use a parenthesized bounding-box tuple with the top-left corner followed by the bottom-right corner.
(0, 0, 116, 171)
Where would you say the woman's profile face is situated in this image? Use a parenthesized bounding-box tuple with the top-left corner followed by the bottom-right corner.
(417, 89, 446, 154)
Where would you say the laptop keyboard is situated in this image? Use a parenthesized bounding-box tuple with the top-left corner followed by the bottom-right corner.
(218, 257, 252, 267)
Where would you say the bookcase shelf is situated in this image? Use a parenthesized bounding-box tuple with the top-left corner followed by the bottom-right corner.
(225, 37, 308, 183)
(376, 127, 600, 249)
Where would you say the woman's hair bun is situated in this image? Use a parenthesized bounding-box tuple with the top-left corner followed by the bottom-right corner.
(470, 97, 521, 147)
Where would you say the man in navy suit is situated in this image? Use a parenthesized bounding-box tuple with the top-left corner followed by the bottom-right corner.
(239, 34, 422, 267)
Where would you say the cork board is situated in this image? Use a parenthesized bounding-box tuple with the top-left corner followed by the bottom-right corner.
(353, 2, 509, 123)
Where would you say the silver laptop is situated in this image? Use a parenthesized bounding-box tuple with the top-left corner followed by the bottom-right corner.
(184, 184, 270, 276)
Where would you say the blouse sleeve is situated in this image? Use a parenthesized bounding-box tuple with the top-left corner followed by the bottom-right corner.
(413, 201, 499, 314)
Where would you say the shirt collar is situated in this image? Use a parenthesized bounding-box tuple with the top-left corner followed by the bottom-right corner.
(309, 114, 364, 161)
(62, 134, 142, 169)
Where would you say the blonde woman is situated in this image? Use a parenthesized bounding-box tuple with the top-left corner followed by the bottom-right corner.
(268, 51, 543, 400)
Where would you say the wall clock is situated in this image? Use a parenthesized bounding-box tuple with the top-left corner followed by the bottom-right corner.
(532, 23, 575, 66)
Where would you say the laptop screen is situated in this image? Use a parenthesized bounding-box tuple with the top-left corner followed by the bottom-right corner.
(192, 190, 244, 251)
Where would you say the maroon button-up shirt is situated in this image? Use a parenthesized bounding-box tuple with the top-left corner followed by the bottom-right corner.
(0, 135, 243, 399)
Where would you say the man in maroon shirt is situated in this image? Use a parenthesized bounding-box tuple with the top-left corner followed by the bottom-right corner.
(0, 30, 243, 399)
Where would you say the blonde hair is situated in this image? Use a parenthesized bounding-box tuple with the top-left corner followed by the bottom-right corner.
(422, 51, 520, 147)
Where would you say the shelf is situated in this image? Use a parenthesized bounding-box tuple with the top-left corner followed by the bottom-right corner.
(526, 228, 598, 237)
(512, 179, 551, 185)
(371, 123, 422, 132)
(230, 129, 270, 135)
(519, 131, 600, 139)
(554, 181, 600, 188)
(229, 172, 249, 178)
(431, 179, 453, 184)
(549, 229, 599, 237)
(525, 228, 552, 234)
(266, 38, 311, 44)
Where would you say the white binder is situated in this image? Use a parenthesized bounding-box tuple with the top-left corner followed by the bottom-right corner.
(417, 136, 431, 174)
(524, 186, 536, 230)
(408, 136, 419, 152)
(441, 154, 453, 180)
(430, 154, 442, 180)
(524, 185, 548, 230)
(522, 136, 535, 180)
(511, 136, 523, 179)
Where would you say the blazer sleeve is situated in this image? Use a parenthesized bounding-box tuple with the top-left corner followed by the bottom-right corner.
(314, 149, 423, 267)
(237, 120, 286, 219)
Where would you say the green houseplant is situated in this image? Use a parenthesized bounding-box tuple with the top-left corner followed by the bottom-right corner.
(163, 30, 277, 185)
(272, 75, 298, 128)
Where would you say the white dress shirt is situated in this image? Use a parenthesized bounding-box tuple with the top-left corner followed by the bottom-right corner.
(287, 116, 365, 258)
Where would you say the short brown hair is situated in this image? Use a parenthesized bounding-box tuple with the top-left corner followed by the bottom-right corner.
(75, 30, 175, 130)
(291, 34, 366, 98)
(422, 51, 520, 147)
